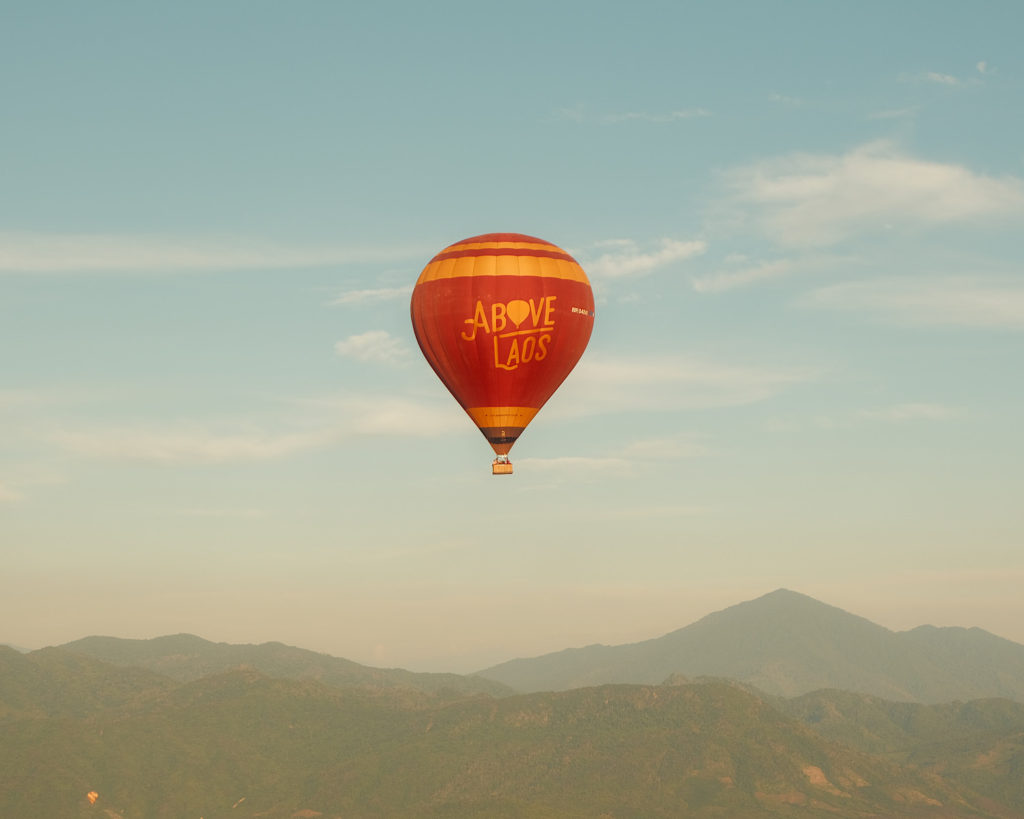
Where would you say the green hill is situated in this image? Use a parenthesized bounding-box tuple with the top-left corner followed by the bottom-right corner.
(0, 644, 175, 720)
(60, 633, 512, 698)
(7, 593, 1024, 816)
(778, 689, 1024, 812)
(3, 663, 1021, 818)
(477, 589, 1024, 702)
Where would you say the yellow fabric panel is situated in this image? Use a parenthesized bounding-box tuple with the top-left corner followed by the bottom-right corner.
(466, 406, 540, 427)
(452, 256, 478, 279)
(494, 254, 521, 277)
(438, 256, 458, 279)
(516, 254, 543, 278)
(417, 255, 588, 284)
(472, 253, 498, 277)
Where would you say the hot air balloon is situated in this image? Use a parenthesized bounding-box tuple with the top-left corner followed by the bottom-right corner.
(411, 233, 594, 474)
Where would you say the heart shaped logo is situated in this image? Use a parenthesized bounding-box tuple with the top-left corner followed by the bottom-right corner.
(506, 299, 530, 327)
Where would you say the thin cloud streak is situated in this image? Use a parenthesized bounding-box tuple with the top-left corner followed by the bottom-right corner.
(516, 456, 631, 475)
(602, 108, 711, 124)
(868, 107, 918, 120)
(583, 238, 707, 279)
(50, 425, 340, 463)
(48, 393, 470, 463)
(0, 389, 55, 410)
(343, 396, 464, 437)
(901, 67, 987, 87)
(924, 71, 963, 86)
(692, 259, 795, 293)
(802, 276, 1024, 328)
(557, 105, 711, 124)
(0, 232, 425, 274)
(0, 480, 24, 503)
(516, 435, 709, 480)
(617, 434, 710, 460)
(859, 403, 964, 422)
(596, 503, 706, 520)
(551, 354, 814, 417)
(331, 286, 412, 305)
(725, 141, 1024, 247)
(292, 393, 467, 438)
(692, 253, 847, 293)
(335, 331, 411, 364)
(178, 507, 269, 519)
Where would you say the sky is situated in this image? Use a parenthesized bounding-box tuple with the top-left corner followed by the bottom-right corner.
(2, 1, 1022, 673)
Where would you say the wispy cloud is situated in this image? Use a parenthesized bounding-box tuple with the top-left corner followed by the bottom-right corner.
(551, 354, 814, 416)
(923, 71, 963, 86)
(0, 393, 32, 412)
(691, 258, 795, 293)
(617, 433, 710, 460)
(583, 238, 707, 279)
(335, 330, 411, 364)
(724, 141, 1024, 248)
(341, 396, 464, 436)
(50, 391, 472, 463)
(859, 403, 964, 422)
(902, 66, 988, 87)
(868, 106, 918, 120)
(331, 286, 412, 306)
(801, 276, 1024, 328)
(0, 387, 114, 414)
(0, 480, 24, 503)
(0, 232, 424, 274)
(691, 252, 848, 293)
(0, 463, 67, 502)
(178, 507, 269, 518)
(903, 62, 991, 87)
(514, 434, 709, 483)
(292, 393, 466, 438)
(602, 108, 711, 124)
(515, 455, 632, 477)
(51, 425, 339, 463)
(557, 104, 710, 124)
(595, 503, 706, 520)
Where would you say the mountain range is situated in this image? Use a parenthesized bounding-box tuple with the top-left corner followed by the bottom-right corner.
(3, 645, 1024, 817)
(57, 632, 511, 698)
(477, 589, 1024, 702)
(4, 589, 1024, 816)
(14, 588, 1023, 705)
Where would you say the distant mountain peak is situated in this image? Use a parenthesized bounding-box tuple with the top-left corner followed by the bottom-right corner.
(58, 633, 513, 697)
(763, 587, 802, 597)
(478, 590, 1024, 702)
(745, 588, 852, 610)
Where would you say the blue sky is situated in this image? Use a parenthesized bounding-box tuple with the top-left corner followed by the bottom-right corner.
(2, 1, 1022, 671)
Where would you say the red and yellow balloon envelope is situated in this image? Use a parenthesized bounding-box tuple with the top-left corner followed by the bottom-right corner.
(411, 233, 594, 474)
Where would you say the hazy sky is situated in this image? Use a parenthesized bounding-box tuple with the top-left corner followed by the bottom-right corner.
(3, 2, 1022, 672)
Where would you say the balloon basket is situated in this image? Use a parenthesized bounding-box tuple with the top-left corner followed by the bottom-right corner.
(491, 459, 513, 475)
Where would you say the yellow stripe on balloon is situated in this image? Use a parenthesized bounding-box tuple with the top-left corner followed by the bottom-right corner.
(417, 256, 588, 284)
(465, 406, 540, 428)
